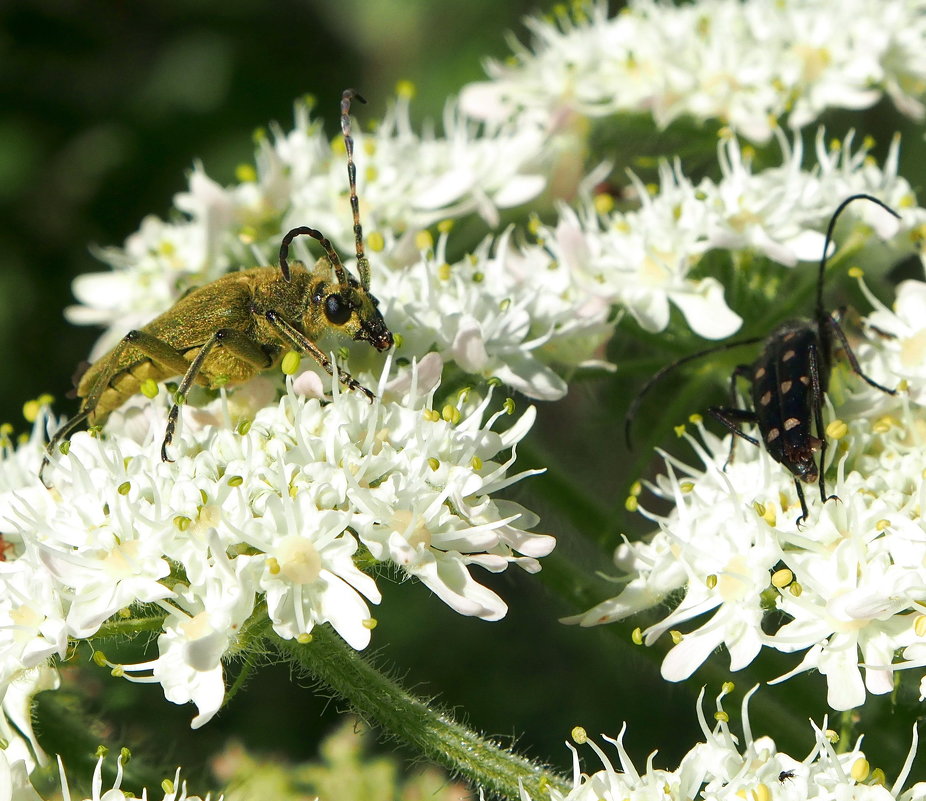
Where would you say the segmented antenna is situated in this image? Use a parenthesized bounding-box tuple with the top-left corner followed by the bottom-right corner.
(816, 193, 900, 319)
(341, 88, 371, 290)
(279, 226, 348, 285)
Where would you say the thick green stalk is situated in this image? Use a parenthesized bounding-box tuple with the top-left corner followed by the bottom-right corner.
(273, 627, 571, 800)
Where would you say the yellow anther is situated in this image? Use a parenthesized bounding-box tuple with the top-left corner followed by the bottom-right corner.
(751, 782, 770, 801)
(625, 496, 639, 513)
(850, 758, 870, 782)
(235, 164, 257, 183)
(366, 231, 385, 252)
(140, 379, 159, 399)
(593, 193, 615, 215)
(396, 79, 416, 99)
(771, 568, 793, 588)
(415, 230, 434, 251)
(631, 627, 644, 645)
(825, 420, 848, 441)
(571, 726, 588, 744)
(362, 618, 378, 630)
(706, 574, 718, 589)
(281, 351, 301, 375)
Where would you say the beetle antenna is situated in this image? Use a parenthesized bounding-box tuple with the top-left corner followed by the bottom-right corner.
(279, 226, 348, 285)
(341, 89, 371, 290)
(816, 193, 900, 319)
(625, 336, 764, 451)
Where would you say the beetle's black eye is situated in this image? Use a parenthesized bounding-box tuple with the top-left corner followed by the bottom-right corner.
(324, 294, 351, 325)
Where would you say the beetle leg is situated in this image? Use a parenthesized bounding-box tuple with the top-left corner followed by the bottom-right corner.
(262, 309, 375, 401)
(794, 479, 810, 528)
(162, 328, 273, 461)
(823, 311, 897, 395)
(806, 340, 838, 512)
(706, 405, 760, 475)
(42, 329, 196, 487)
(40, 409, 92, 487)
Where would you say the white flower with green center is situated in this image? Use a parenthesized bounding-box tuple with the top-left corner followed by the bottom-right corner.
(0, 360, 548, 726)
(381, 227, 613, 400)
(461, 0, 926, 143)
(540, 128, 915, 342)
(569, 276, 926, 709)
(518, 687, 926, 801)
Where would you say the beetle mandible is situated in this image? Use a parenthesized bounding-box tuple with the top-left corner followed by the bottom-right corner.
(626, 193, 900, 525)
(41, 89, 392, 486)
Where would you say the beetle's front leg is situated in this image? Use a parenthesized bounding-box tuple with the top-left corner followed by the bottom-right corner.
(263, 309, 375, 401)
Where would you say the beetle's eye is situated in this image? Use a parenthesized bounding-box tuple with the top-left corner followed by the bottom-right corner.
(324, 294, 352, 325)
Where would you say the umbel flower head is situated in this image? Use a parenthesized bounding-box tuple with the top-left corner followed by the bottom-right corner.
(0, 359, 551, 728)
(517, 686, 926, 801)
(569, 262, 926, 711)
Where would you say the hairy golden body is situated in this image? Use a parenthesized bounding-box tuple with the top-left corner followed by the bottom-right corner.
(79, 261, 330, 422)
(42, 88, 391, 485)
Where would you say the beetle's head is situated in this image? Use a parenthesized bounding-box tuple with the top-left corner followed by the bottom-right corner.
(309, 274, 393, 352)
(783, 436, 822, 483)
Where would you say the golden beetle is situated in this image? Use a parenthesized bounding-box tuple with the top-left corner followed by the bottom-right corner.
(42, 89, 393, 485)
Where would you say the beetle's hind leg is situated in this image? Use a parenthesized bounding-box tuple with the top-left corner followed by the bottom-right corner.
(161, 329, 273, 461)
(40, 329, 194, 487)
(40, 409, 92, 487)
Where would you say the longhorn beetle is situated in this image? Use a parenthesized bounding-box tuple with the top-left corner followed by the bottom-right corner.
(626, 193, 900, 525)
(41, 89, 393, 486)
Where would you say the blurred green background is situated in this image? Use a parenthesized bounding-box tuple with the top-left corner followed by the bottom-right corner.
(5, 0, 926, 796)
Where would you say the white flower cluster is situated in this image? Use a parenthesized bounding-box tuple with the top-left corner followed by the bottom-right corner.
(543, 129, 918, 341)
(68, 91, 550, 362)
(461, 0, 926, 143)
(0, 364, 551, 727)
(518, 687, 926, 801)
(569, 267, 926, 711)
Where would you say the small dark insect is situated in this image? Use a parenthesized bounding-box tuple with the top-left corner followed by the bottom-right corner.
(626, 193, 900, 525)
(778, 770, 795, 782)
(41, 89, 393, 486)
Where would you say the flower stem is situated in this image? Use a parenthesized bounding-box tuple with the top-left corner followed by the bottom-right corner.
(272, 627, 571, 800)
